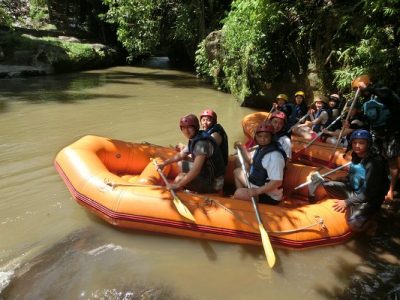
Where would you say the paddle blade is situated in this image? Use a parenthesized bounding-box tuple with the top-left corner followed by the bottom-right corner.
(259, 224, 276, 268)
(173, 197, 196, 222)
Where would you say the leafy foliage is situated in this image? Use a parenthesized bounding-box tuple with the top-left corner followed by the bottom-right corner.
(195, 0, 400, 102)
(100, 0, 230, 63)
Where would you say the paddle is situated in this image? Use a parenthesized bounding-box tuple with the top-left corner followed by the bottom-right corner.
(236, 146, 276, 268)
(152, 159, 196, 222)
(263, 105, 276, 122)
(291, 111, 346, 161)
(287, 112, 310, 133)
(293, 162, 351, 190)
(327, 87, 361, 165)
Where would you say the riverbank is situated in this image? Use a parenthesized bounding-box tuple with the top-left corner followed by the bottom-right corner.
(0, 27, 125, 78)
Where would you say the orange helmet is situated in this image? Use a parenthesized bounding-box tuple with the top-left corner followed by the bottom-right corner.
(255, 122, 275, 134)
(200, 109, 217, 123)
(180, 114, 199, 130)
(270, 111, 287, 123)
(351, 75, 370, 89)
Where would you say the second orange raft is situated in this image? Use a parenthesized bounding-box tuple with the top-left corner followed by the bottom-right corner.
(242, 111, 352, 168)
(54, 135, 353, 250)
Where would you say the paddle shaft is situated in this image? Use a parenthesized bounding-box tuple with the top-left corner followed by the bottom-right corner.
(329, 87, 361, 160)
(263, 106, 276, 123)
(288, 112, 310, 133)
(236, 149, 264, 227)
(294, 161, 351, 190)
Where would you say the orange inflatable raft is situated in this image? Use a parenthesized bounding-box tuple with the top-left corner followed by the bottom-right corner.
(54, 135, 353, 249)
(242, 111, 352, 168)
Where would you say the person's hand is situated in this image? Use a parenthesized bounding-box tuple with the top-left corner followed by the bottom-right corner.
(157, 162, 166, 170)
(333, 199, 348, 213)
(322, 129, 330, 135)
(175, 143, 185, 152)
(272, 103, 278, 109)
(167, 183, 181, 191)
(343, 120, 350, 128)
(234, 141, 242, 149)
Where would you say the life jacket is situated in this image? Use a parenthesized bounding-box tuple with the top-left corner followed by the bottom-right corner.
(363, 96, 391, 129)
(284, 102, 297, 127)
(206, 123, 229, 166)
(295, 103, 308, 120)
(188, 131, 225, 178)
(348, 162, 366, 194)
(312, 109, 331, 133)
(248, 142, 287, 186)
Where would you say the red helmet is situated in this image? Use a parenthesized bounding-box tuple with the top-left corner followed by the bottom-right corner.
(255, 122, 275, 134)
(180, 114, 200, 130)
(270, 111, 287, 123)
(200, 109, 217, 123)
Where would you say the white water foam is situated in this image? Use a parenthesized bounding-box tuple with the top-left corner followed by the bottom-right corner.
(0, 258, 21, 293)
(87, 244, 122, 256)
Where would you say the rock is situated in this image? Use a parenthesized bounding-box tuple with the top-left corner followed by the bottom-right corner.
(57, 36, 81, 43)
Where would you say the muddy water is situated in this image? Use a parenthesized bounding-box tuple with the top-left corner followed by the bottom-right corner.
(0, 59, 398, 299)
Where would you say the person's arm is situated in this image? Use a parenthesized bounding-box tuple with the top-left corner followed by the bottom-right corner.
(159, 151, 187, 169)
(211, 132, 222, 145)
(172, 154, 206, 189)
(247, 180, 283, 197)
(312, 110, 328, 125)
(345, 158, 385, 205)
(248, 152, 284, 196)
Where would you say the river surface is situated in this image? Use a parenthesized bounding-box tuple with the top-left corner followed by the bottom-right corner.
(1, 58, 399, 299)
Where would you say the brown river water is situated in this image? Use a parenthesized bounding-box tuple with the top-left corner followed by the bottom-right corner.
(1, 58, 399, 299)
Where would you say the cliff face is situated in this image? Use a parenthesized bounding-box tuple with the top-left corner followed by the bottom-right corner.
(0, 0, 123, 78)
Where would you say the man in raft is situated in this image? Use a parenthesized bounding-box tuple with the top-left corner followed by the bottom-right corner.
(234, 122, 287, 205)
(308, 129, 389, 231)
(353, 75, 400, 201)
(158, 114, 226, 193)
(269, 111, 292, 160)
(199, 109, 229, 166)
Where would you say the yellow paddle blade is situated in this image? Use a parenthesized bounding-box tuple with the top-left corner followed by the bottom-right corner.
(173, 197, 196, 222)
(259, 224, 276, 268)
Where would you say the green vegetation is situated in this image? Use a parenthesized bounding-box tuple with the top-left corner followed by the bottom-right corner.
(195, 0, 400, 102)
(0, 30, 119, 72)
(100, 0, 229, 63)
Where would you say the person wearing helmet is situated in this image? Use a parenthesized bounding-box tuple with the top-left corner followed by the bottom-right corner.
(273, 93, 297, 128)
(309, 95, 332, 133)
(294, 91, 308, 122)
(269, 111, 292, 159)
(199, 109, 229, 166)
(323, 101, 366, 146)
(307, 129, 389, 231)
(293, 95, 331, 140)
(354, 75, 400, 201)
(328, 94, 341, 119)
(158, 114, 226, 193)
(233, 122, 287, 205)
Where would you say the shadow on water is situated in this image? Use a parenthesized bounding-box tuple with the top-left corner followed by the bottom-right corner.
(0, 57, 216, 105)
(315, 200, 400, 300)
(0, 228, 191, 300)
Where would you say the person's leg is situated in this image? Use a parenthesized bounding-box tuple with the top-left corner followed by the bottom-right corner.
(233, 168, 247, 188)
(233, 188, 251, 201)
(321, 181, 352, 200)
(386, 156, 399, 201)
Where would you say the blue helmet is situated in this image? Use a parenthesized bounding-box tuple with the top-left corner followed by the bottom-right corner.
(349, 129, 371, 142)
